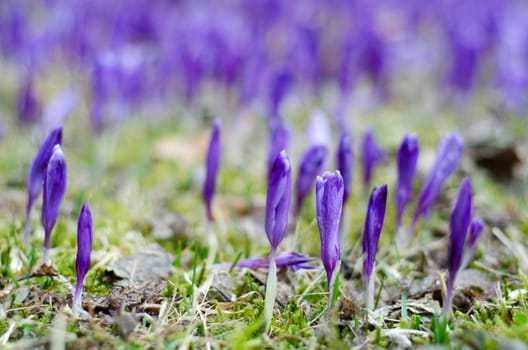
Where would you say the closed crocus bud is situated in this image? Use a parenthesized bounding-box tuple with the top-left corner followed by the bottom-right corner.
(407, 132, 463, 241)
(394, 134, 419, 233)
(295, 145, 328, 215)
(316, 171, 344, 305)
(443, 177, 472, 318)
(264, 150, 292, 331)
(267, 123, 289, 177)
(336, 132, 354, 204)
(363, 184, 388, 310)
(42, 145, 67, 265)
(17, 78, 41, 124)
(460, 217, 484, 271)
(203, 119, 221, 222)
(361, 128, 386, 189)
(73, 203, 93, 316)
(24, 127, 63, 245)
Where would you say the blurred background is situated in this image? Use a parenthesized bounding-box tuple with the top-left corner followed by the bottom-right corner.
(1, 0, 528, 134)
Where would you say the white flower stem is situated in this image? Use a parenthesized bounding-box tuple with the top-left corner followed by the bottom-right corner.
(264, 249, 277, 333)
(366, 263, 376, 310)
(72, 282, 83, 316)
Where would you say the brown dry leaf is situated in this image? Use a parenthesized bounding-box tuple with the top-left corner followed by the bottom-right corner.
(207, 272, 237, 302)
(339, 295, 361, 320)
(105, 243, 174, 283)
(153, 130, 209, 164)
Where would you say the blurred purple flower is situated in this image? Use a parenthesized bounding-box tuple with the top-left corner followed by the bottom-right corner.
(407, 132, 463, 241)
(362, 184, 388, 310)
(306, 111, 331, 149)
(203, 119, 222, 222)
(24, 127, 63, 245)
(268, 123, 290, 177)
(268, 67, 293, 123)
(40, 90, 78, 135)
(361, 128, 386, 190)
(336, 132, 354, 204)
(460, 217, 485, 270)
(295, 145, 328, 216)
(16, 77, 41, 124)
(394, 134, 419, 233)
(316, 171, 344, 305)
(211, 251, 315, 271)
(443, 177, 472, 317)
(73, 203, 93, 316)
(42, 145, 67, 265)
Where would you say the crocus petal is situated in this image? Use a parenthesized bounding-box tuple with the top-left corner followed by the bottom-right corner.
(361, 128, 386, 189)
(265, 150, 292, 250)
(42, 145, 67, 254)
(336, 132, 354, 204)
(268, 123, 290, 177)
(316, 171, 344, 287)
(394, 134, 419, 230)
(210, 251, 315, 271)
(17, 78, 41, 124)
(74, 203, 93, 315)
(409, 132, 463, 237)
(203, 119, 222, 221)
(295, 145, 328, 214)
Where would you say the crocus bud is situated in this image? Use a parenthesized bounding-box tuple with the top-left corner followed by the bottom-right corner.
(316, 171, 344, 305)
(362, 184, 388, 310)
(361, 128, 385, 189)
(73, 203, 93, 316)
(460, 217, 484, 270)
(268, 123, 289, 177)
(203, 119, 221, 222)
(306, 111, 331, 149)
(24, 127, 63, 245)
(17, 78, 41, 124)
(295, 145, 327, 215)
(42, 145, 67, 265)
(394, 134, 419, 232)
(408, 132, 463, 241)
(265, 150, 292, 250)
(443, 177, 472, 317)
(336, 132, 354, 204)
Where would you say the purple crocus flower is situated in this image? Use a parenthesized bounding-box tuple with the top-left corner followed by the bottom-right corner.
(336, 132, 354, 204)
(443, 177, 472, 317)
(264, 150, 292, 331)
(17, 78, 41, 124)
(73, 203, 93, 316)
(203, 119, 221, 222)
(211, 251, 315, 271)
(316, 171, 344, 305)
(295, 145, 328, 216)
(24, 127, 63, 245)
(407, 132, 463, 242)
(362, 184, 388, 310)
(394, 134, 419, 234)
(361, 128, 386, 189)
(42, 145, 67, 265)
(267, 123, 289, 177)
(460, 217, 485, 270)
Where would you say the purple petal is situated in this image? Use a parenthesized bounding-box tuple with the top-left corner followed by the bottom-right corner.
(362, 184, 388, 283)
(203, 119, 222, 222)
(394, 134, 419, 230)
(17, 78, 41, 124)
(316, 171, 344, 287)
(295, 145, 328, 214)
(265, 150, 292, 250)
(210, 251, 315, 271)
(361, 128, 386, 189)
(467, 217, 484, 249)
(267, 123, 290, 177)
(42, 145, 67, 250)
(75, 203, 93, 300)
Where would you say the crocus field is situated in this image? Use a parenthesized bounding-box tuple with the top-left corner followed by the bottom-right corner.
(1, 1, 528, 349)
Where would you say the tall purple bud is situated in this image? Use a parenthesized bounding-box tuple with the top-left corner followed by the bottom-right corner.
(336, 132, 354, 204)
(24, 127, 63, 245)
(361, 128, 386, 189)
(267, 123, 289, 177)
(394, 134, 419, 234)
(203, 119, 221, 222)
(73, 203, 93, 316)
(443, 177, 472, 318)
(316, 171, 344, 306)
(264, 150, 292, 331)
(295, 145, 328, 216)
(407, 132, 463, 242)
(460, 217, 484, 271)
(42, 145, 67, 265)
(17, 78, 41, 124)
(362, 184, 388, 310)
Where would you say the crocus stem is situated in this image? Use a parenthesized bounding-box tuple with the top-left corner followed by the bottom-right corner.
(72, 281, 83, 316)
(460, 247, 474, 271)
(264, 249, 277, 332)
(442, 277, 455, 318)
(328, 261, 341, 307)
(23, 204, 32, 248)
(366, 264, 375, 310)
(43, 229, 51, 265)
